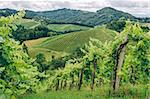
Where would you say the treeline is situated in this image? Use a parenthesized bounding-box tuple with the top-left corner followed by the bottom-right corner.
(12, 25, 50, 41)
(12, 25, 86, 41)
(137, 17, 150, 23)
(41, 19, 94, 27)
(0, 8, 17, 17)
(107, 20, 150, 33)
(29, 47, 84, 72)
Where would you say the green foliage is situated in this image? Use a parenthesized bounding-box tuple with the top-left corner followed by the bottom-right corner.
(36, 53, 46, 64)
(109, 21, 150, 85)
(44, 21, 149, 93)
(48, 58, 66, 70)
(19, 85, 149, 99)
(106, 20, 126, 32)
(0, 9, 149, 98)
(0, 11, 39, 95)
(12, 25, 50, 41)
(141, 26, 150, 33)
(35, 53, 48, 72)
(122, 23, 150, 84)
(81, 38, 112, 84)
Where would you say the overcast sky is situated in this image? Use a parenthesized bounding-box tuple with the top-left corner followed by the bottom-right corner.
(0, 0, 150, 17)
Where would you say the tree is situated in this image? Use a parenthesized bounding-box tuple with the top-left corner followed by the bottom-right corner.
(48, 57, 66, 70)
(22, 43, 29, 54)
(35, 53, 48, 72)
(36, 53, 46, 64)
(111, 21, 150, 93)
(0, 11, 39, 96)
(80, 38, 111, 90)
(107, 20, 126, 32)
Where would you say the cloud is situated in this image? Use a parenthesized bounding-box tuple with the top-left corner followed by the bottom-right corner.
(0, 0, 149, 17)
(107, 0, 150, 8)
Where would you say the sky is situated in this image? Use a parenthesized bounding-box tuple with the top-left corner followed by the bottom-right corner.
(0, 0, 150, 17)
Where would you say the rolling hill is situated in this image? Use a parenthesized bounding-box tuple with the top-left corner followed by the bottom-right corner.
(26, 7, 137, 26)
(16, 19, 40, 29)
(24, 37, 68, 60)
(1, 7, 149, 27)
(0, 8, 17, 16)
(25, 26, 117, 59)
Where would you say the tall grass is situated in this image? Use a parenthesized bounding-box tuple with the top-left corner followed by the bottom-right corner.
(18, 85, 149, 99)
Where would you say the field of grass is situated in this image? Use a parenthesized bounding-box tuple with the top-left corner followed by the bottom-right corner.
(47, 24, 90, 32)
(16, 19, 40, 29)
(24, 37, 68, 60)
(39, 26, 116, 52)
(18, 85, 149, 99)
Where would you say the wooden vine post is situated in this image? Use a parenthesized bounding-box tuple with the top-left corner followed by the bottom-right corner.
(78, 61, 86, 90)
(55, 79, 60, 91)
(113, 34, 129, 92)
(91, 55, 97, 90)
(63, 80, 67, 89)
(22, 43, 29, 55)
(60, 80, 63, 90)
(69, 74, 74, 90)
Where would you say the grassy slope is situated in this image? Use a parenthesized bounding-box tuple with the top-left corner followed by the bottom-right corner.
(47, 24, 90, 32)
(25, 37, 68, 60)
(16, 19, 40, 29)
(39, 26, 116, 52)
(17, 19, 90, 31)
(19, 85, 149, 99)
(25, 26, 116, 59)
(19, 90, 129, 99)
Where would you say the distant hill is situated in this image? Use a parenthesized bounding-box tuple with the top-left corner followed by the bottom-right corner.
(25, 7, 137, 26)
(0, 8, 17, 16)
(0, 7, 149, 26)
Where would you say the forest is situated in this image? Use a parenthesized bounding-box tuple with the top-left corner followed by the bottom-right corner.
(0, 8, 150, 99)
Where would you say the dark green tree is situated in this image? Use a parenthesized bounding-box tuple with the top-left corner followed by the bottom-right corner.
(35, 53, 47, 72)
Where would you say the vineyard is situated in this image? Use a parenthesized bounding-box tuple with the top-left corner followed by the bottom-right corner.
(0, 11, 150, 99)
(24, 26, 116, 60)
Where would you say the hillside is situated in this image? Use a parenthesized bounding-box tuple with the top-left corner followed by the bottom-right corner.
(39, 26, 116, 52)
(0, 8, 17, 16)
(25, 26, 116, 59)
(27, 7, 137, 26)
(47, 24, 90, 32)
(1, 7, 149, 26)
(24, 37, 68, 60)
(16, 19, 40, 29)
